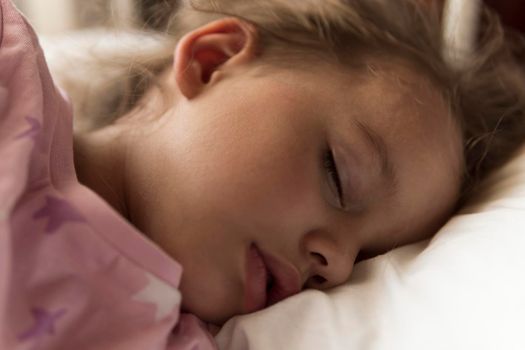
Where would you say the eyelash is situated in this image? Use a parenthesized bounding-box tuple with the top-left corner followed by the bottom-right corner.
(323, 149, 344, 207)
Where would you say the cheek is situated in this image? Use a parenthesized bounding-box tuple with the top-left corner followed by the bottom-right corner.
(178, 135, 319, 239)
(242, 152, 326, 243)
(164, 89, 326, 237)
(206, 150, 313, 219)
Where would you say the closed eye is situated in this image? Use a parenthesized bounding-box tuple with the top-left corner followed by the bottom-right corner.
(323, 149, 344, 207)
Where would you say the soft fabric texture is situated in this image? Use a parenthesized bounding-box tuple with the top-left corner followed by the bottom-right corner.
(215, 147, 525, 350)
(0, 1, 217, 349)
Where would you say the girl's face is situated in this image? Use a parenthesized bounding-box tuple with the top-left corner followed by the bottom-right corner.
(123, 62, 462, 325)
(83, 19, 463, 325)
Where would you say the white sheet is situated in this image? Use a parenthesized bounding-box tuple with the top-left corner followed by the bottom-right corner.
(216, 147, 525, 350)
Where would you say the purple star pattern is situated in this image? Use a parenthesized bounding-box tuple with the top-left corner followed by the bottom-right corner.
(33, 196, 86, 234)
(17, 307, 67, 342)
(15, 116, 42, 141)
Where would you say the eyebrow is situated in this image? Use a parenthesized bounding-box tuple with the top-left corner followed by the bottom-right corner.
(355, 121, 398, 195)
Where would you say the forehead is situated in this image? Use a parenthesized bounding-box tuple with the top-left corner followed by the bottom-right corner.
(271, 58, 464, 244)
(348, 61, 459, 155)
(269, 57, 461, 160)
(353, 62, 462, 242)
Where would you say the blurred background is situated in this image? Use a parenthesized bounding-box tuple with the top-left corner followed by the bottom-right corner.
(11, 0, 525, 36)
(12, 0, 179, 34)
(12, 0, 137, 34)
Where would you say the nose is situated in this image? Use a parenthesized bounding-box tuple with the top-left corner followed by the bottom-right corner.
(302, 232, 357, 290)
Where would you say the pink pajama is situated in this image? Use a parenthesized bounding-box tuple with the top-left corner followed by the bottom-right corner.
(0, 1, 217, 349)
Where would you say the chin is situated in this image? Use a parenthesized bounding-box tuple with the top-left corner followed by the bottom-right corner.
(177, 264, 245, 325)
(185, 307, 237, 326)
(182, 296, 239, 326)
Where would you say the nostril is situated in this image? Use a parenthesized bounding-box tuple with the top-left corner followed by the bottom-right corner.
(310, 252, 328, 266)
(311, 275, 327, 285)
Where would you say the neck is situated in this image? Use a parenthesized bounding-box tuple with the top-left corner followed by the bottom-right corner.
(73, 126, 130, 220)
(73, 66, 178, 222)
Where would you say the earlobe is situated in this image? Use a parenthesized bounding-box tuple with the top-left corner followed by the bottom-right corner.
(173, 18, 258, 99)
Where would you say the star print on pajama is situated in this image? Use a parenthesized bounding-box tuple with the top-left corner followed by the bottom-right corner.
(15, 116, 42, 141)
(17, 307, 66, 342)
(33, 196, 86, 234)
(132, 272, 182, 322)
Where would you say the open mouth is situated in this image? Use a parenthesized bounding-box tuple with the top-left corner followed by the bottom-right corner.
(258, 245, 302, 307)
(244, 244, 302, 313)
(244, 244, 269, 313)
(266, 272, 275, 293)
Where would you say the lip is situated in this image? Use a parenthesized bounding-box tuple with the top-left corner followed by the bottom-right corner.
(243, 244, 302, 313)
(258, 247, 302, 306)
(244, 244, 268, 313)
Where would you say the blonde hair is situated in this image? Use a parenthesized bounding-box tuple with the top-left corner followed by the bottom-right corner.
(68, 0, 525, 201)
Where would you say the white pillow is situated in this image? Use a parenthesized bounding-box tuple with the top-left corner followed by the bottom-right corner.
(216, 147, 525, 350)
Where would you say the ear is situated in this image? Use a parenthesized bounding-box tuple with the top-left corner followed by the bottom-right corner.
(173, 17, 259, 99)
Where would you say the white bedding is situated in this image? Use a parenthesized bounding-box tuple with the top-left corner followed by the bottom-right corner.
(216, 147, 525, 350)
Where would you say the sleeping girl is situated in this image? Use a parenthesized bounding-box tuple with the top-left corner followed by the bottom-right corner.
(1, 0, 524, 349)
